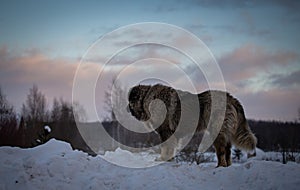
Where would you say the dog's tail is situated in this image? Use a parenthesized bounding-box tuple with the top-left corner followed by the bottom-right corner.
(231, 96, 257, 153)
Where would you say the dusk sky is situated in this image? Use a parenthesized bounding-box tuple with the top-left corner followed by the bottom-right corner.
(0, 0, 299, 121)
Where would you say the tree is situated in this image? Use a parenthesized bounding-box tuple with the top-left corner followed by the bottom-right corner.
(50, 97, 86, 123)
(0, 87, 18, 145)
(0, 86, 17, 124)
(0, 87, 17, 129)
(103, 81, 131, 147)
(298, 107, 300, 123)
(60, 99, 74, 122)
(72, 101, 87, 122)
(103, 80, 128, 122)
(21, 84, 47, 127)
(51, 98, 61, 122)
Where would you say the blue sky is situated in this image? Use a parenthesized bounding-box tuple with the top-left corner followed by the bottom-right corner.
(1, 0, 299, 57)
(0, 0, 299, 121)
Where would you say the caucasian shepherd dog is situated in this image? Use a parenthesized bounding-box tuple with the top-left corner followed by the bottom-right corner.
(127, 84, 257, 167)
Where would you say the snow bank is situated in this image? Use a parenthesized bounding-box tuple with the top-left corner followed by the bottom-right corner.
(0, 140, 299, 190)
(103, 147, 161, 168)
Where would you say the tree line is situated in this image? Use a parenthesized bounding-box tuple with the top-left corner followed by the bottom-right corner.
(0, 85, 92, 153)
(0, 84, 299, 157)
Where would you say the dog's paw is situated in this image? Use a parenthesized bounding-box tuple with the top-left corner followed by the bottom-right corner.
(155, 157, 164, 162)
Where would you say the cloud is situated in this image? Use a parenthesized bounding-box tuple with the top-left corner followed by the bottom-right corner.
(0, 48, 102, 113)
(1, 43, 299, 122)
(273, 0, 300, 11)
(209, 43, 300, 121)
(150, 0, 253, 13)
(0, 45, 191, 120)
(271, 70, 300, 87)
(0, 49, 76, 91)
(238, 10, 271, 37)
(150, 0, 191, 13)
(218, 44, 298, 85)
(238, 88, 300, 121)
(206, 12, 271, 38)
(181, 0, 300, 10)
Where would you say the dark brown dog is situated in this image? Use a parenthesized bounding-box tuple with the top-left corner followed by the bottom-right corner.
(128, 84, 257, 167)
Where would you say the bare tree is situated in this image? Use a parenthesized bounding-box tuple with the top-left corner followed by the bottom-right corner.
(50, 97, 86, 123)
(0, 86, 17, 130)
(103, 81, 128, 122)
(0, 87, 18, 146)
(51, 97, 61, 122)
(72, 101, 87, 122)
(298, 107, 300, 123)
(21, 84, 47, 127)
(103, 81, 130, 148)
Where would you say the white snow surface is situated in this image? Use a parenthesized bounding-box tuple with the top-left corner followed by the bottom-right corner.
(0, 139, 299, 190)
(44, 126, 51, 133)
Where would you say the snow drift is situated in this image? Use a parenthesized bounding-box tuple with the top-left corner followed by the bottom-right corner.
(0, 139, 299, 190)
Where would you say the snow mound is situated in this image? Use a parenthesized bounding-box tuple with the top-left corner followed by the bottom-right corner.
(103, 147, 161, 168)
(0, 139, 299, 190)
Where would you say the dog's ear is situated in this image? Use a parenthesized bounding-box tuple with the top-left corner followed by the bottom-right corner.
(128, 85, 144, 102)
(128, 87, 133, 99)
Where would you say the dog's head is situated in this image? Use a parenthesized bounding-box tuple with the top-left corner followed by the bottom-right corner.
(127, 85, 151, 121)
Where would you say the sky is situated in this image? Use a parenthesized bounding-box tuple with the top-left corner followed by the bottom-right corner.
(0, 0, 299, 122)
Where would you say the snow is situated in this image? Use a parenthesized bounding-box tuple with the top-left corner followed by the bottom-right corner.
(0, 139, 299, 190)
(103, 147, 161, 168)
(44, 125, 51, 133)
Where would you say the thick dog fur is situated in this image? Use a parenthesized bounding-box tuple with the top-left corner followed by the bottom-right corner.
(128, 84, 257, 167)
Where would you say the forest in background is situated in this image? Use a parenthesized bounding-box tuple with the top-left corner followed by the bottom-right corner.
(1, 85, 299, 160)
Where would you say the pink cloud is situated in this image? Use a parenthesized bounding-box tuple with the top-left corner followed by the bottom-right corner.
(218, 43, 298, 85)
(1, 51, 76, 89)
(238, 88, 300, 121)
(0, 49, 100, 113)
(1, 44, 299, 122)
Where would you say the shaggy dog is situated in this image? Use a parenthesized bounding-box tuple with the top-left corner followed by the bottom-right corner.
(127, 84, 257, 167)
